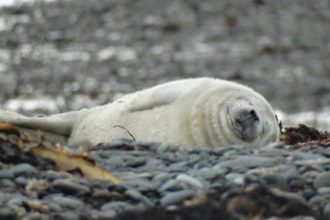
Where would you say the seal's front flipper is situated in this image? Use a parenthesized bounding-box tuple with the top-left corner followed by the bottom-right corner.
(129, 79, 202, 112)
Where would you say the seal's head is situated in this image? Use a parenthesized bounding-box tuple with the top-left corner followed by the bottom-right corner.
(226, 98, 279, 148)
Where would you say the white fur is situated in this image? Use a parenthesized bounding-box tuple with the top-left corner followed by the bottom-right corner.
(0, 78, 279, 149)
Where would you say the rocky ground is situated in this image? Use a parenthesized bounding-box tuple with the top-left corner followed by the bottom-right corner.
(0, 123, 329, 220)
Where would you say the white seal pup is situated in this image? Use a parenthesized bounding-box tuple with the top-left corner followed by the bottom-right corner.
(0, 78, 279, 149)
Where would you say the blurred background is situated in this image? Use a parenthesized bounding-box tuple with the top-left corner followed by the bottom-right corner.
(0, 0, 329, 130)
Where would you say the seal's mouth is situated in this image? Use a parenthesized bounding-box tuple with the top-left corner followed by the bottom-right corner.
(227, 104, 260, 142)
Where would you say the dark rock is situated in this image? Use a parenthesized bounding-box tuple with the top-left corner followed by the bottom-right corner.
(53, 179, 91, 195)
(0, 208, 18, 220)
(261, 173, 290, 192)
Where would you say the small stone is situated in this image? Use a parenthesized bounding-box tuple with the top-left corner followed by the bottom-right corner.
(125, 157, 146, 167)
(313, 172, 330, 189)
(308, 195, 322, 205)
(176, 174, 203, 189)
(302, 188, 316, 200)
(215, 156, 276, 169)
(0, 179, 17, 193)
(14, 177, 28, 187)
(41, 170, 65, 181)
(53, 179, 91, 195)
(323, 203, 330, 219)
(0, 170, 14, 179)
(152, 173, 171, 183)
(47, 202, 62, 212)
(124, 189, 154, 206)
(158, 179, 183, 192)
(262, 173, 290, 192)
(317, 187, 330, 195)
(52, 196, 84, 209)
(9, 164, 37, 177)
(7, 196, 28, 206)
(101, 201, 134, 212)
(160, 189, 195, 206)
(225, 173, 244, 181)
(0, 208, 18, 220)
(53, 211, 79, 220)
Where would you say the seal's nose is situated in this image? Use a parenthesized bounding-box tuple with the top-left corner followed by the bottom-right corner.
(249, 110, 259, 121)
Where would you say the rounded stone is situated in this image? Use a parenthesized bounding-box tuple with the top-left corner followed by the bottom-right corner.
(215, 156, 276, 169)
(101, 201, 134, 212)
(176, 174, 203, 189)
(124, 189, 154, 207)
(0, 208, 18, 220)
(9, 164, 37, 177)
(160, 189, 195, 206)
(53, 179, 91, 195)
(323, 203, 330, 219)
(52, 196, 84, 209)
(261, 173, 290, 192)
(0, 170, 14, 179)
(313, 172, 330, 189)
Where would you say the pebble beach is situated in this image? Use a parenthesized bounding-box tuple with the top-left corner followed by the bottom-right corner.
(1, 130, 330, 220)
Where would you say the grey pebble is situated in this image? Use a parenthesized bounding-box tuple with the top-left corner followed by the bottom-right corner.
(123, 178, 158, 192)
(0, 192, 10, 203)
(125, 157, 147, 167)
(92, 189, 113, 199)
(101, 201, 134, 212)
(0, 170, 14, 179)
(0, 208, 17, 220)
(317, 187, 330, 195)
(176, 174, 203, 189)
(284, 192, 308, 205)
(152, 173, 171, 183)
(0, 179, 17, 193)
(323, 203, 330, 219)
(124, 189, 154, 206)
(308, 195, 322, 205)
(53, 179, 91, 195)
(97, 210, 116, 219)
(41, 170, 65, 181)
(214, 156, 276, 169)
(54, 211, 80, 220)
(294, 158, 330, 166)
(291, 152, 326, 161)
(7, 196, 28, 206)
(9, 163, 37, 177)
(52, 196, 84, 209)
(262, 173, 290, 191)
(168, 161, 188, 169)
(14, 177, 28, 186)
(106, 157, 125, 168)
(195, 168, 226, 180)
(225, 173, 244, 181)
(48, 202, 63, 212)
(160, 189, 195, 206)
(313, 172, 330, 189)
(158, 179, 183, 192)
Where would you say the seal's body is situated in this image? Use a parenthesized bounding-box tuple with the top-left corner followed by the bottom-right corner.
(0, 78, 279, 149)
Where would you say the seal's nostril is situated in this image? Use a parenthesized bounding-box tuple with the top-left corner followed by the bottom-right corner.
(250, 110, 259, 121)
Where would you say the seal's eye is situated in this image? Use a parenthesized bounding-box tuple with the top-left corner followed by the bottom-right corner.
(249, 110, 259, 121)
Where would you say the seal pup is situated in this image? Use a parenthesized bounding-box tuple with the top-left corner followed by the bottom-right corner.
(0, 78, 279, 149)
